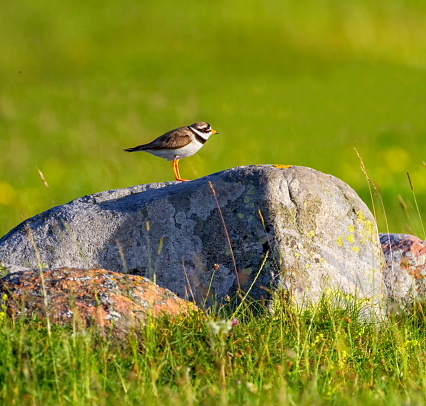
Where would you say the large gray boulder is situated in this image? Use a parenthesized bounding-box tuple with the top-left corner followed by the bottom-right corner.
(0, 165, 386, 309)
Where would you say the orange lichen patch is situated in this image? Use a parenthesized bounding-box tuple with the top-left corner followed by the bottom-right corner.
(273, 165, 293, 169)
(407, 269, 425, 279)
(0, 267, 199, 337)
(85, 305, 110, 328)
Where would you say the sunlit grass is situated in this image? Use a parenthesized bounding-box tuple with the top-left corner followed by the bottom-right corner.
(1, 293, 426, 405)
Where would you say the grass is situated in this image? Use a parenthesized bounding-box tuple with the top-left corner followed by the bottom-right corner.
(0, 0, 425, 237)
(1, 294, 426, 405)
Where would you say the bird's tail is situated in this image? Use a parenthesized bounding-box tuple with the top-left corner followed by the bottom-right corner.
(124, 145, 144, 152)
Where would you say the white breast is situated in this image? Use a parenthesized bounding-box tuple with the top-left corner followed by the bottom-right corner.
(145, 140, 204, 161)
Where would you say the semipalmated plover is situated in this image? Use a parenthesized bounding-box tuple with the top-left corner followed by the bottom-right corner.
(124, 122, 218, 181)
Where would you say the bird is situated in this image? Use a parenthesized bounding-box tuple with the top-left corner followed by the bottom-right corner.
(124, 122, 219, 181)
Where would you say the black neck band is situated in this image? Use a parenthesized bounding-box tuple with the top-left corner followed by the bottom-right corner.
(188, 127, 207, 144)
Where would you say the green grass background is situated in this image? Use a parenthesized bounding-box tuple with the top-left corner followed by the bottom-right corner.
(1, 0, 425, 236)
(2, 295, 426, 405)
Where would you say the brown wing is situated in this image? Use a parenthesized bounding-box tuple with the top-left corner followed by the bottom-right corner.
(124, 127, 192, 152)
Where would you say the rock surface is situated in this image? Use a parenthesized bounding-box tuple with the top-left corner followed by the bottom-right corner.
(380, 233, 426, 305)
(0, 267, 196, 335)
(0, 165, 386, 309)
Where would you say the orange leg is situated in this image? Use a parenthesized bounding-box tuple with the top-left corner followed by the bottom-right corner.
(172, 159, 189, 182)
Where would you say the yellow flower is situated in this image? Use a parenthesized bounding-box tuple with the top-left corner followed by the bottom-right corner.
(404, 339, 419, 348)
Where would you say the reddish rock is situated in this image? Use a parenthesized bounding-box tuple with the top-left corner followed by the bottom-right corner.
(0, 268, 198, 335)
(380, 233, 426, 304)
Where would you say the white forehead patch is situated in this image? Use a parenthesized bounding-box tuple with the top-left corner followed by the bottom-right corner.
(193, 122, 210, 132)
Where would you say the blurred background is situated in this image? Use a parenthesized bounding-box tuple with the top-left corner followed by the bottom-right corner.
(0, 0, 425, 237)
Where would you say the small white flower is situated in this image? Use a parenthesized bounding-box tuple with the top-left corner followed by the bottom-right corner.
(208, 320, 233, 337)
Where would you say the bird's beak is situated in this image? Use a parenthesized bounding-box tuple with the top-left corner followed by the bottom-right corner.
(212, 129, 219, 134)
